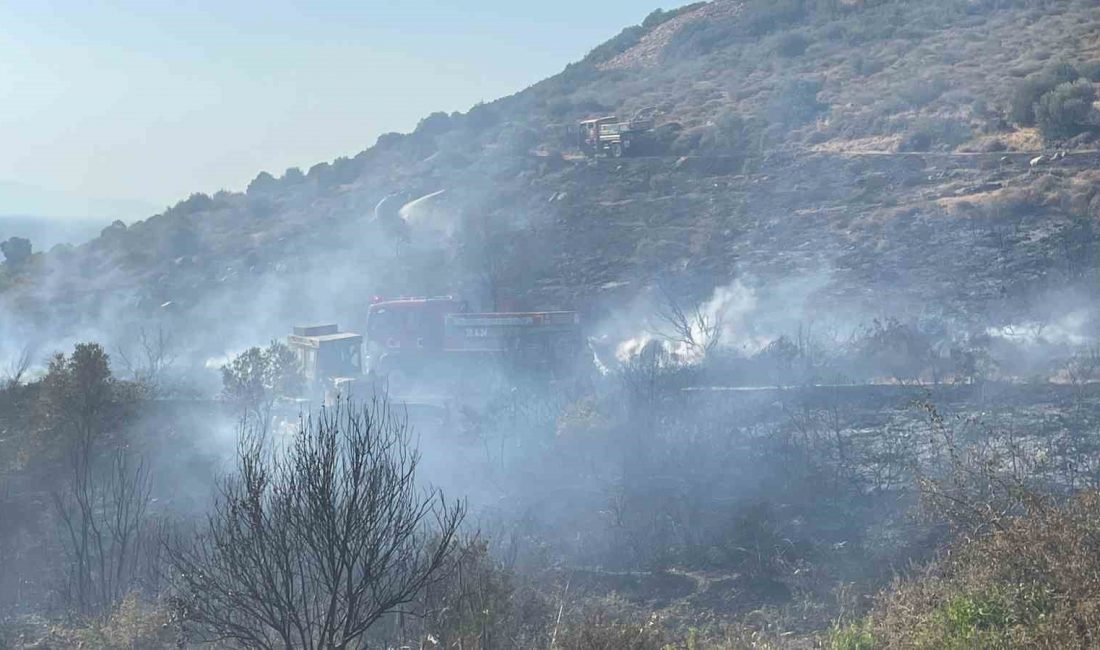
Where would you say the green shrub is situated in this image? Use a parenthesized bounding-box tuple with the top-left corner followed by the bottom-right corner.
(584, 25, 645, 64)
(1035, 78, 1097, 141)
(742, 0, 807, 36)
(466, 101, 501, 131)
(1009, 61, 1079, 126)
(939, 592, 1012, 640)
(641, 3, 705, 30)
(1079, 60, 1100, 82)
(664, 18, 739, 59)
(0, 237, 32, 270)
(769, 77, 827, 127)
(166, 192, 214, 217)
(415, 111, 454, 136)
(899, 117, 973, 152)
(849, 53, 885, 77)
(245, 171, 277, 195)
(774, 31, 809, 57)
(897, 77, 946, 110)
(830, 621, 876, 650)
(683, 110, 765, 156)
(864, 491, 1100, 648)
(899, 130, 933, 152)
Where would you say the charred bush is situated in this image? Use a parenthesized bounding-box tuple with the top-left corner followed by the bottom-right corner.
(167, 397, 465, 649)
(404, 537, 551, 650)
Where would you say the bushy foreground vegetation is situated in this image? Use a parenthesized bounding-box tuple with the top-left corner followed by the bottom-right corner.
(831, 490, 1100, 649)
(7, 337, 1100, 648)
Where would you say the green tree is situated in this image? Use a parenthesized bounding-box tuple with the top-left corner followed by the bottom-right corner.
(1036, 79, 1098, 142)
(0, 237, 31, 270)
(1009, 62, 1079, 126)
(770, 78, 827, 127)
(39, 343, 141, 455)
(221, 341, 302, 422)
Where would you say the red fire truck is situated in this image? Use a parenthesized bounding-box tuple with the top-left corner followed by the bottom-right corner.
(364, 297, 582, 384)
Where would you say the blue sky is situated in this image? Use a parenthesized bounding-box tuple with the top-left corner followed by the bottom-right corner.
(1, 1, 663, 215)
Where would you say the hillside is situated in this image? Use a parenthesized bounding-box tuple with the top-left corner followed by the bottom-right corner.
(9, 3, 1100, 645)
(5, 0, 1100, 360)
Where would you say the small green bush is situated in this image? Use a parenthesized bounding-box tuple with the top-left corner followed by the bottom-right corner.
(897, 77, 946, 110)
(584, 25, 645, 64)
(1079, 60, 1100, 82)
(849, 53, 885, 77)
(1009, 62, 1079, 126)
(742, 0, 807, 36)
(900, 117, 973, 152)
(775, 31, 809, 57)
(1035, 79, 1097, 141)
(769, 77, 827, 127)
(166, 192, 214, 217)
(641, 3, 705, 30)
(863, 491, 1100, 648)
(830, 621, 876, 650)
(664, 19, 739, 59)
(939, 592, 1012, 640)
(0, 237, 32, 270)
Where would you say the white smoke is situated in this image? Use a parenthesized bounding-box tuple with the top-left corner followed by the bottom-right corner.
(987, 310, 1092, 347)
(612, 274, 832, 366)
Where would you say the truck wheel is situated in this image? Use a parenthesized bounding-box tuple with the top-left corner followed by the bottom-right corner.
(611, 142, 623, 158)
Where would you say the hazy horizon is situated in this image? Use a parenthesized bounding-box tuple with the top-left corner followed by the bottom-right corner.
(2, 0, 660, 215)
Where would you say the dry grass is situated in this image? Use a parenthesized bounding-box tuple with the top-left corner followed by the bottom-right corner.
(833, 491, 1100, 649)
(808, 136, 903, 153)
(998, 127, 1044, 151)
(44, 593, 179, 649)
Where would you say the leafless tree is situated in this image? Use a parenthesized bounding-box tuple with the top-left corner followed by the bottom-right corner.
(54, 450, 159, 617)
(655, 285, 723, 359)
(912, 401, 1047, 536)
(116, 327, 176, 395)
(1065, 344, 1100, 386)
(2, 345, 30, 389)
(167, 395, 466, 649)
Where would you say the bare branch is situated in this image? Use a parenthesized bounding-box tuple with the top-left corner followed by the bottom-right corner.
(2, 346, 31, 388)
(117, 326, 176, 395)
(167, 394, 465, 648)
(655, 284, 723, 358)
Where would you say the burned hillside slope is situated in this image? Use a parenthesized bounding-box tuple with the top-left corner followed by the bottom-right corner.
(4, 0, 1100, 356)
